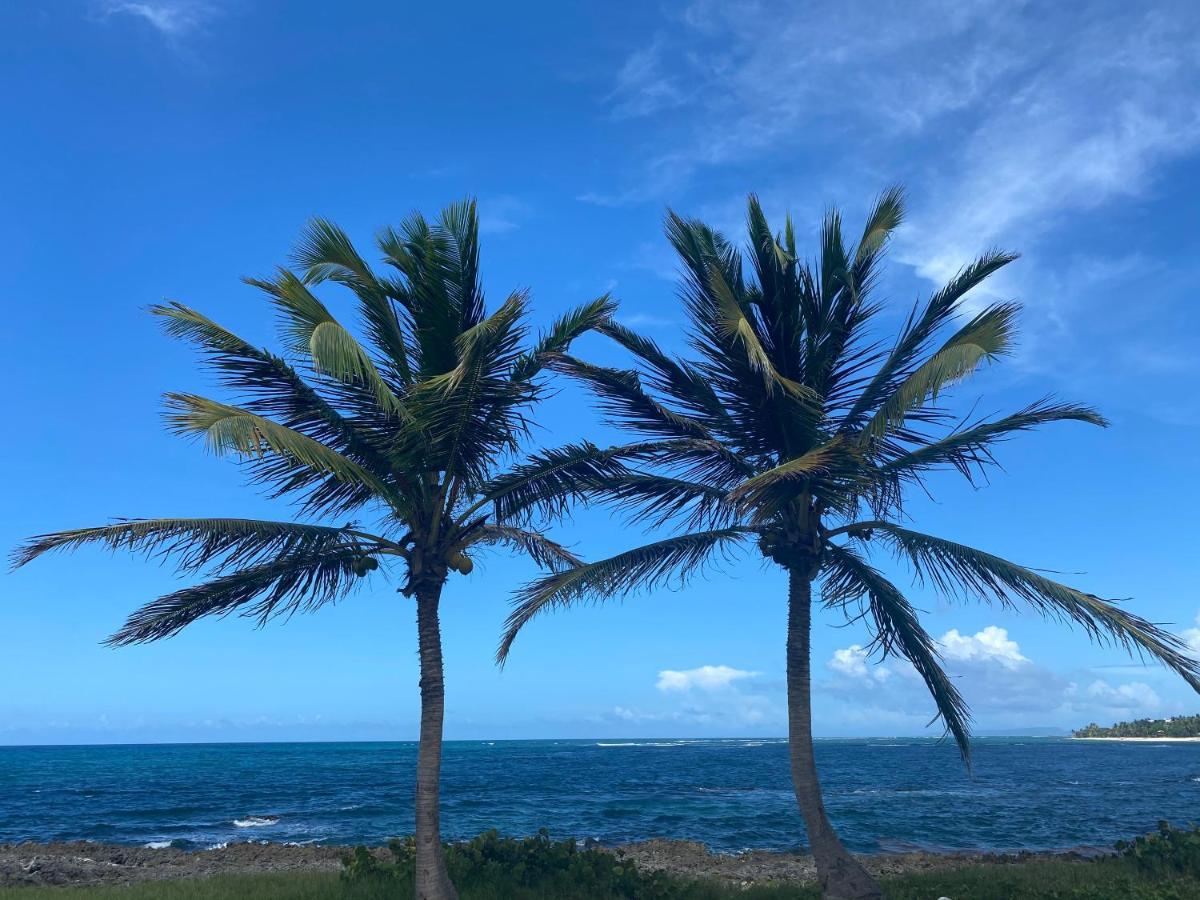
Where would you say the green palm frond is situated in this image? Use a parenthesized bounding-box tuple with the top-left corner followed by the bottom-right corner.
(476, 441, 641, 523)
(861, 302, 1019, 440)
(151, 302, 401, 497)
(164, 393, 397, 505)
(498, 528, 751, 664)
(11, 518, 390, 575)
(599, 320, 736, 433)
(709, 265, 814, 401)
(842, 522, 1200, 690)
(727, 438, 857, 514)
(601, 473, 737, 530)
(246, 270, 407, 418)
(470, 525, 582, 572)
(842, 249, 1018, 431)
(512, 295, 617, 383)
(549, 354, 714, 440)
(822, 543, 972, 762)
(106, 543, 368, 646)
(875, 399, 1108, 486)
(291, 217, 412, 384)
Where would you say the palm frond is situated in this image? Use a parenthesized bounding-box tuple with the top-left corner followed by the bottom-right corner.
(476, 441, 643, 523)
(599, 320, 736, 433)
(470, 525, 582, 572)
(246, 270, 407, 418)
(845, 522, 1200, 690)
(549, 354, 714, 441)
(512, 295, 616, 383)
(106, 543, 367, 646)
(291, 217, 412, 383)
(498, 528, 751, 664)
(11, 517, 386, 575)
(601, 473, 738, 530)
(842, 250, 1018, 431)
(728, 438, 855, 512)
(862, 302, 1019, 440)
(875, 399, 1108, 487)
(822, 542, 972, 762)
(164, 393, 397, 505)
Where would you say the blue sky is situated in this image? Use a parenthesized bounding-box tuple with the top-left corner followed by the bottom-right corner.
(2, 0, 1199, 745)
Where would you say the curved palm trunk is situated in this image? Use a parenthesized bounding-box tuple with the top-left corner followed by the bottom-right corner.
(414, 582, 458, 900)
(787, 568, 882, 900)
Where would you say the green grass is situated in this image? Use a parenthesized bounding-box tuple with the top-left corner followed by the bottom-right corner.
(3, 859, 1200, 900)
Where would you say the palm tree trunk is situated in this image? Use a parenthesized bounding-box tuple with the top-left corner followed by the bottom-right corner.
(787, 567, 882, 900)
(414, 582, 458, 900)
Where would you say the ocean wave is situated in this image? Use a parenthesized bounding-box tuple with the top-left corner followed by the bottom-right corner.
(144, 841, 173, 849)
(233, 816, 280, 828)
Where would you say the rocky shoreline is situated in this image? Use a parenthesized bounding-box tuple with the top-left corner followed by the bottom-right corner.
(0, 839, 1105, 889)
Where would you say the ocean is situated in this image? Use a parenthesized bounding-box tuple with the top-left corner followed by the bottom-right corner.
(1, 738, 1197, 854)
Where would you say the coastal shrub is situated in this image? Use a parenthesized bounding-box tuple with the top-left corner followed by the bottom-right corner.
(341, 829, 703, 899)
(1115, 821, 1200, 876)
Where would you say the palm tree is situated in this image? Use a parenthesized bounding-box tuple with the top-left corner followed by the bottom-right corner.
(496, 190, 1200, 899)
(13, 200, 620, 900)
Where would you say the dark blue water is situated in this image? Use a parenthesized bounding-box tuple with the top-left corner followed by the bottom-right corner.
(1, 738, 1197, 853)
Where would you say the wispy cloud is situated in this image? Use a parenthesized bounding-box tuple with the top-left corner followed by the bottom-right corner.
(97, 0, 221, 37)
(595, 1, 1200, 416)
(478, 195, 531, 235)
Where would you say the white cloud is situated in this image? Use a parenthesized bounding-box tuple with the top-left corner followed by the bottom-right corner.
(608, 40, 689, 120)
(1083, 679, 1161, 712)
(822, 623, 1171, 729)
(656, 664, 760, 692)
(939, 626, 1029, 670)
(97, 0, 220, 37)
(827, 645, 890, 682)
(599, 2, 1200, 387)
(1183, 612, 1200, 655)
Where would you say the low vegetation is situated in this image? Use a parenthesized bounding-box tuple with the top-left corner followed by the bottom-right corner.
(1074, 714, 1200, 738)
(6, 826, 1200, 899)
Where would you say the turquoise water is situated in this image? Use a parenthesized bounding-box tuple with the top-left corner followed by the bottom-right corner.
(1, 738, 1197, 852)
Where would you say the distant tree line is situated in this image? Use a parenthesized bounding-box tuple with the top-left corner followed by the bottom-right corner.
(1075, 715, 1200, 738)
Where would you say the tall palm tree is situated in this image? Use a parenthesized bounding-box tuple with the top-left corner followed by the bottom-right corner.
(13, 200, 619, 900)
(496, 190, 1200, 899)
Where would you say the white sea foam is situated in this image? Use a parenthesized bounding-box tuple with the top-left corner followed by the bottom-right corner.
(144, 841, 172, 849)
(206, 842, 228, 851)
(233, 815, 280, 828)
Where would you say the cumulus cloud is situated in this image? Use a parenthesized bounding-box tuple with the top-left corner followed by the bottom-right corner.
(822, 624, 1168, 730)
(827, 645, 890, 682)
(939, 626, 1028, 670)
(656, 664, 760, 692)
(1081, 679, 1161, 712)
(97, 0, 220, 37)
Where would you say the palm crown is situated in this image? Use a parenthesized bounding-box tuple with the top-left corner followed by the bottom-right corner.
(15, 200, 612, 636)
(498, 189, 1200, 760)
(13, 198, 621, 899)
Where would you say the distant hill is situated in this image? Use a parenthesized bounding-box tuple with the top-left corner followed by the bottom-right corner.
(1074, 714, 1200, 738)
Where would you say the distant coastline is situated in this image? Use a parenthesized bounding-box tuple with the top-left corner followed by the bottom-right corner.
(1071, 736, 1200, 743)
